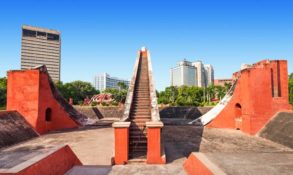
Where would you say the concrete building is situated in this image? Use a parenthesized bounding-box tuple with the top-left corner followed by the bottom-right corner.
(21, 25, 61, 81)
(192, 61, 207, 87)
(170, 60, 198, 87)
(204, 64, 214, 86)
(93, 73, 130, 91)
(170, 59, 214, 87)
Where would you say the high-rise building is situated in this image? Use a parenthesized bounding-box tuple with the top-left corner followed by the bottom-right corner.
(204, 64, 214, 86)
(170, 60, 198, 87)
(21, 25, 61, 81)
(93, 73, 130, 91)
(192, 61, 206, 87)
(170, 59, 214, 87)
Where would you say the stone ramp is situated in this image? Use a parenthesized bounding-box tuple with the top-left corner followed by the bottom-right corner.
(0, 143, 81, 175)
(0, 111, 39, 149)
(184, 152, 293, 175)
(205, 152, 293, 175)
(65, 166, 112, 175)
(184, 128, 293, 175)
(258, 111, 293, 149)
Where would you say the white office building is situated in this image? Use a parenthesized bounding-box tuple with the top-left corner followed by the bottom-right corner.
(192, 61, 207, 87)
(93, 73, 130, 91)
(170, 59, 214, 87)
(170, 60, 198, 87)
(204, 64, 214, 86)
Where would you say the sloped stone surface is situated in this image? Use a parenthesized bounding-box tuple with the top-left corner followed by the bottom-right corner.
(0, 111, 39, 148)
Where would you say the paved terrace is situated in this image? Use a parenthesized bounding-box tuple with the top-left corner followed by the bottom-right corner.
(1, 125, 292, 175)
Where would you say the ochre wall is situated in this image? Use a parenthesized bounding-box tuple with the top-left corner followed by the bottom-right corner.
(208, 60, 291, 135)
(7, 70, 78, 134)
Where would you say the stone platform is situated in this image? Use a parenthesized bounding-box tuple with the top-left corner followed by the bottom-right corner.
(184, 127, 293, 175)
(1, 124, 292, 175)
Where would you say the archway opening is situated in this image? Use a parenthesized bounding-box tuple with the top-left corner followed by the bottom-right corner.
(235, 103, 242, 130)
(45, 108, 52, 122)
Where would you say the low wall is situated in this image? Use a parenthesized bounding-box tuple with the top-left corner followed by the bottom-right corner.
(0, 111, 39, 149)
(0, 145, 81, 175)
(73, 106, 213, 121)
(74, 106, 124, 119)
(258, 111, 293, 149)
(160, 107, 213, 119)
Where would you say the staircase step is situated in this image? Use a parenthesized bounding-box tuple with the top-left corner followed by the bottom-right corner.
(131, 115, 151, 119)
(127, 158, 147, 164)
(129, 144, 147, 149)
(132, 100, 150, 103)
(130, 125, 146, 129)
(132, 118, 150, 121)
(131, 111, 151, 115)
(129, 140, 147, 144)
(131, 107, 150, 110)
(130, 128, 147, 133)
(130, 135, 147, 139)
(134, 93, 150, 98)
(132, 101, 150, 105)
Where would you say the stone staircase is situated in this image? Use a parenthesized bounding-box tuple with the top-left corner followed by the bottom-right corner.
(128, 53, 151, 160)
(113, 47, 164, 165)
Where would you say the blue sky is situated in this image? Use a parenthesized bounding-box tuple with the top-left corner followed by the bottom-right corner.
(0, 0, 292, 91)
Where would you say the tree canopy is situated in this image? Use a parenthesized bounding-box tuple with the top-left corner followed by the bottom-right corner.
(55, 80, 99, 105)
(103, 82, 128, 103)
(289, 73, 293, 106)
(0, 77, 7, 108)
(158, 84, 230, 107)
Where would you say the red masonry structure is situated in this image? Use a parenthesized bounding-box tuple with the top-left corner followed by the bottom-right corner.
(208, 60, 291, 135)
(6, 67, 82, 134)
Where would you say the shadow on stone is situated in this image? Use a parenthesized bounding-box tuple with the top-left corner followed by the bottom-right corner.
(162, 122, 204, 163)
(91, 107, 104, 119)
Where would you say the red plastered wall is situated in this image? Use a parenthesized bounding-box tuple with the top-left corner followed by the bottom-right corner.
(0, 145, 82, 175)
(208, 60, 291, 135)
(7, 70, 78, 134)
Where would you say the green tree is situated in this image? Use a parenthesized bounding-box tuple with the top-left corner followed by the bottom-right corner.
(117, 82, 128, 90)
(0, 77, 7, 108)
(289, 73, 293, 106)
(55, 81, 99, 104)
(214, 85, 226, 100)
(103, 88, 122, 103)
(290, 73, 293, 80)
(165, 86, 178, 105)
(103, 82, 128, 104)
(224, 82, 232, 92)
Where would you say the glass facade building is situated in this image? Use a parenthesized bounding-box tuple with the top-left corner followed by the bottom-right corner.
(93, 73, 130, 91)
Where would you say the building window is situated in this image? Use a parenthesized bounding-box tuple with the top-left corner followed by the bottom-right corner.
(47, 33, 60, 41)
(37, 31, 46, 37)
(45, 108, 52, 122)
(23, 29, 36, 37)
